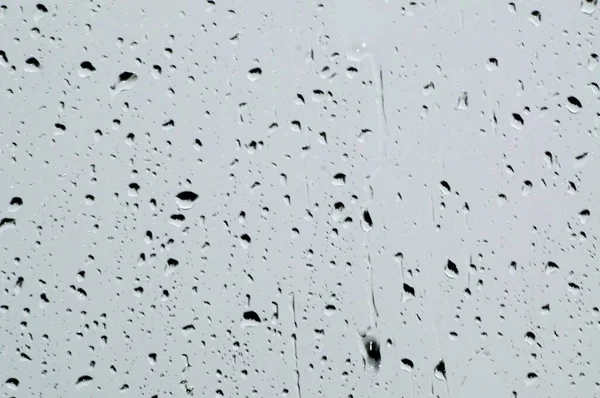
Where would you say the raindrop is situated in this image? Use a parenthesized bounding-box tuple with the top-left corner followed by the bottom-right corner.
(242, 310, 261, 327)
(128, 182, 140, 196)
(175, 191, 199, 210)
(0, 50, 8, 65)
(247, 67, 262, 82)
(75, 375, 93, 387)
(521, 180, 532, 196)
(24, 57, 40, 72)
(423, 81, 435, 95)
(588, 53, 599, 71)
(445, 259, 459, 278)
(362, 209, 373, 231)
(78, 61, 96, 78)
(524, 331, 536, 344)
(545, 261, 559, 274)
(581, 0, 597, 14)
(566, 96, 583, 114)
(110, 71, 138, 95)
(5, 378, 19, 390)
(457, 91, 468, 110)
(8, 197, 23, 211)
(403, 283, 415, 300)
(332, 201, 345, 221)
(511, 113, 524, 130)
(240, 233, 251, 248)
(439, 180, 451, 195)
(529, 10, 541, 26)
(400, 358, 414, 372)
(486, 57, 499, 71)
(434, 359, 447, 381)
(333, 173, 346, 185)
(525, 372, 539, 385)
(0, 218, 16, 234)
(578, 209, 590, 224)
(361, 335, 381, 369)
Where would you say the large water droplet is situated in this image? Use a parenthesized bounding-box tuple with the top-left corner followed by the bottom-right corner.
(175, 191, 198, 210)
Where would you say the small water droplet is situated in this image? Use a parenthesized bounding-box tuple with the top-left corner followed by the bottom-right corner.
(175, 191, 199, 210)
(434, 359, 447, 381)
(247, 67, 262, 82)
(566, 96, 583, 114)
(78, 61, 96, 78)
(445, 259, 459, 278)
(511, 113, 524, 130)
(110, 71, 138, 95)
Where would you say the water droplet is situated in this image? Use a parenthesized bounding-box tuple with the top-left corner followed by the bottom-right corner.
(242, 310, 261, 327)
(333, 173, 346, 185)
(401, 358, 414, 372)
(525, 372, 539, 386)
(521, 180, 532, 196)
(511, 113, 524, 130)
(545, 261, 559, 275)
(240, 233, 251, 249)
(5, 378, 19, 390)
(439, 180, 451, 195)
(78, 61, 96, 78)
(75, 375, 93, 388)
(247, 67, 262, 82)
(0, 218, 16, 234)
(175, 191, 198, 210)
(529, 10, 541, 26)
(486, 57, 499, 71)
(110, 71, 138, 95)
(8, 197, 22, 211)
(332, 202, 345, 221)
(566, 96, 583, 114)
(361, 335, 381, 370)
(445, 259, 459, 278)
(578, 209, 590, 224)
(457, 91, 468, 110)
(581, 0, 597, 14)
(361, 209, 373, 232)
(434, 359, 447, 381)
(24, 57, 40, 72)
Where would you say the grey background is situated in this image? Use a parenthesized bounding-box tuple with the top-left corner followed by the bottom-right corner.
(1, 0, 599, 397)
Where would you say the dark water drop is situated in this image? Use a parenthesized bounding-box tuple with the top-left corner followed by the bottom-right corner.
(80, 61, 95, 72)
(401, 358, 414, 371)
(545, 261, 559, 274)
(566, 96, 583, 113)
(5, 377, 19, 388)
(110, 71, 138, 94)
(403, 283, 415, 298)
(362, 209, 373, 228)
(445, 259, 459, 278)
(9, 197, 23, 206)
(25, 57, 40, 68)
(248, 67, 262, 79)
(333, 173, 346, 184)
(118, 71, 136, 82)
(76, 375, 93, 385)
(439, 180, 451, 194)
(175, 191, 198, 209)
(243, 310, 261, 323)
(434, 359, 447, 380)
(512, 113, 524, 128)
(363, 336, 381, 367)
